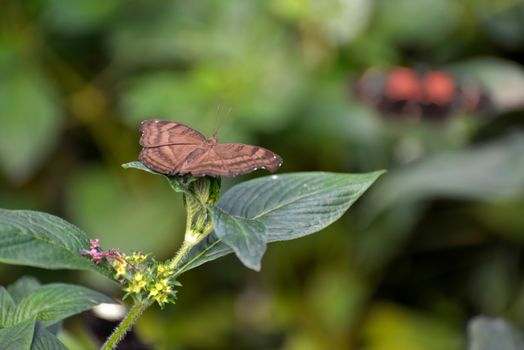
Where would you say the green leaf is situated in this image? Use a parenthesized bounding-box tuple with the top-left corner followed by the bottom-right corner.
(122, 161, 191, 193)
(0, 320, 35, 350)
(180, 171, 383, 272)
(7, 277, 42, 304)
(31, 322, 67, 350)
(210, 207, 266, 271)
(468, 316, 524, 350)
(218, 171, 385, 242)
(121, 161, 158, 175)
(0, 209, 111, 278)
(9, 283, 114, 327)
(0, 287, 16, 327)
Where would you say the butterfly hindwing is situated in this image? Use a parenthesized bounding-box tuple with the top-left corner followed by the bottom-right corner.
(180, 144, 282, 177)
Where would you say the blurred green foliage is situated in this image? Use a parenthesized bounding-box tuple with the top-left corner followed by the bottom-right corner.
(2, 0, 524, 349)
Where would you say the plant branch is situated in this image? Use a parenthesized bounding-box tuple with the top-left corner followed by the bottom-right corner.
(101, 300, 151, 350)
(169, 239, 194, 271)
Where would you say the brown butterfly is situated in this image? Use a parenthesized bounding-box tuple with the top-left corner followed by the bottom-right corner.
(138, 119, 283, 177)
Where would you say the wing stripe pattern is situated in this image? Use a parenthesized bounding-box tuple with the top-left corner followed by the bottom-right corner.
(139, 120, 206, 147)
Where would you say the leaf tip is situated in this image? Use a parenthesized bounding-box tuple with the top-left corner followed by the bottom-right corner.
(241, 259, 262, 271)
(373, 169, 387, 177)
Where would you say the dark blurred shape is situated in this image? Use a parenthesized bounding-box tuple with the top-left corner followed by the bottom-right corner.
(353, 67, 491, 120)
(86, 303, 151, 350)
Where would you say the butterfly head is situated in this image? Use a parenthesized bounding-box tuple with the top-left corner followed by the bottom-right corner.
(206, 134, 218, 146)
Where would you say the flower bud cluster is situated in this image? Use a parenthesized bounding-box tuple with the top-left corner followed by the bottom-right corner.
(112, 252, 182, 308)
(82, 240, 181, 308)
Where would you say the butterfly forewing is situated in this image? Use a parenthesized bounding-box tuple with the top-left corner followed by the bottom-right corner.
(139, 120, 206, 147)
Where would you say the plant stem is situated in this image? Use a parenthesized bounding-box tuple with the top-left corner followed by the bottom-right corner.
(101, 300, 151, 350)
(169, 240, 193, 270)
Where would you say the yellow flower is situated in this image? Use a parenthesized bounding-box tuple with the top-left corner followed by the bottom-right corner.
(112, 260, 127, 278)
(149, 287, 159, 297)
(157, 264, 169, 276)
(124, 283, 143, 294)
(153, 293, 169, 305)
(132, 252, 146, 263)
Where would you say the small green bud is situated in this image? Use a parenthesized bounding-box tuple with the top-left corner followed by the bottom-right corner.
(188, 176, 221, 206)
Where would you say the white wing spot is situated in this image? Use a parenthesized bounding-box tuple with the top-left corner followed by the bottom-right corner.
(271, 175, 278, 180)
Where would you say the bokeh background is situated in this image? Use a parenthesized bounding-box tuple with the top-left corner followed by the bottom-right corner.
(2, 0, 524, 349)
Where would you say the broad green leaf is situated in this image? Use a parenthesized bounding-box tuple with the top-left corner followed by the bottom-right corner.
(5, 278, 63, 336)
(0, 44, 62, 183)
(124, 169, 382, 272)
(7, 277, 42, 304)
(210, 207, 266, 271)
(0, 320, 35, 350)
(31, 322, 67, 350)
(0, 287, 16, 327)
(9, 283, 114, 327)
(179, 171, 383, 272)
(217, 171, 385, 242)
(0, 209, 111, 278)
(468, 316, 524, 350)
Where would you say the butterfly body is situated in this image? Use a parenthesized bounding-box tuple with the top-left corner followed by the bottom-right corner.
(139, 120, 282, 177)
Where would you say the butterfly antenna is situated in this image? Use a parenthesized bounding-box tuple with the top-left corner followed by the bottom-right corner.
(212, 104, 223, 138)
(212, 104, 233, 139)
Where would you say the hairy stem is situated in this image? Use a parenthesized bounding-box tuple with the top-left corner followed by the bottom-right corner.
(169, 239, 193, 270)
(101, 300, 151, 350)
